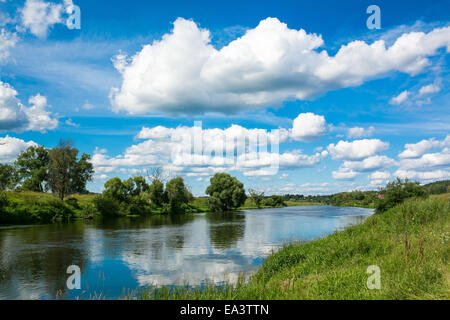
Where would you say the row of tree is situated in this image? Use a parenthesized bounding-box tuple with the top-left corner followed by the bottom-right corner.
(94, 174, 194, 216)
(0, 139, 94, 200)
(95, 172, 249, 215)
(248, 189, 286, 208)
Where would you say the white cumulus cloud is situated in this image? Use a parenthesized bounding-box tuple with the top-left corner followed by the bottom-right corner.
(395, 135, 450, 182)
(20, 0, 75, 38)
(0, 81, 58, 133)
(332, 167, 359, 180)
(20, 0, 64, 38)
(327, 139, 389, 161)
(390, 90, 409, 105)
(0, 135, 37, 163)
(342, 155, 396, 172)
(92, 119, 326, 178)
(332, 155, 395, 181)
(398, 135, 449, 159)
(418, 83, 440, 96)
(0, 28, 17, 63)
(110, 18, 450, 115)
(347, 126, 375, 138)
(290, 113, 327, 142)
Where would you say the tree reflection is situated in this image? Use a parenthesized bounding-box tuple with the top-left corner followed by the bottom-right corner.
(206, 212, 245, 250)
(0, 222, 88, 299)
(94, 214, 196, 230)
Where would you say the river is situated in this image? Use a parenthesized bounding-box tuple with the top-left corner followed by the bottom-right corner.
(0, 205, 373, 299)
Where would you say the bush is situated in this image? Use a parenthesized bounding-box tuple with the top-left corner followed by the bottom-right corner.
(93, 195, 121, 217)
(127, 195, 151, 216)
(376, 178, 428, 213)
(79, 201, 99, 218)
(0, 164, 18, 191)
(46, 198, 73, 220)
(0, 196, 74, 225)
(97, 177, 154, 216)
(263, 195, 286, 207)
(65, 197, 80, 209)
(0, 191, 9, 211)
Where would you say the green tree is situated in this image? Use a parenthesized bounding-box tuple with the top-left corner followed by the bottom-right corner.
(425, 180, 450, 195)
(248, 189, 264, 208)
(98, 176, 151, 216)
(103, 177, 126, 202)
(15, 145, 49, 192)
(205, 173, 246, 212)
(47, 139, 94, 200)
(131, 176, 149, 195)
(376, 178, 428, 213)
(263, 195, 286, 207)
(0, 191, 9, 213)
(165, 177, 192, 214)
(0, 163, 19, 190)
(70, 153, 94, 194)
(93, 194, 121, 217)
(149, 179, 165, 207)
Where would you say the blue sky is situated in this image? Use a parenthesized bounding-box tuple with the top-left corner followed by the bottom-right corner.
(0, 0, 449, 195)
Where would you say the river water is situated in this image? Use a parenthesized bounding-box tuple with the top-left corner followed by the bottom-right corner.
(0, 205, 373, 299)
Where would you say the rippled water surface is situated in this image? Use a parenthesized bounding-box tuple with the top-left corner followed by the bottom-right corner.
(0, 205, 373, 299)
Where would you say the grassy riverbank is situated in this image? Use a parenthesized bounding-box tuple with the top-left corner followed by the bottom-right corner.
(135, 195, 449, 300)
(0, 191, 98, 224)
(0, 192, 319, 225)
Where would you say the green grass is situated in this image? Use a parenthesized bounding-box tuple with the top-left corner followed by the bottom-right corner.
(134, 196, 449, 300)
(5, 190, 59, 203)
(0, 191, 99, 224)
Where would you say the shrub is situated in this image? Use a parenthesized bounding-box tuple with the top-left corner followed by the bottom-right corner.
(127, 195, 151, 216)
(93, 195, 121, 217)
(263, 195, 286, 207)
(0, 191, 9, 211)
(0, 197, 74, 224)
(65, 197, 80, 209)
(99, 176, 154, 216)
(79, 201, 99, 218)
(376, 178, 428, 213)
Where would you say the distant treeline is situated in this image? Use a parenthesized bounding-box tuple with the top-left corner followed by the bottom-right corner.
(283, 192, 378, 208)
(423, 179, 450, 195)
(282, 179, 450, 209)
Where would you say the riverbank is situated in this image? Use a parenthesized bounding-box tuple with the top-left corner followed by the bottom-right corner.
(135, 195, 449, 300)
(0, 191, 322, 225)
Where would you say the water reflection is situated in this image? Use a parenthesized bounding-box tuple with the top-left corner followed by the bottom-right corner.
(0, 223, 89, 299)
(0, 206, 373, 299)
(207, 212, 245, 250)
